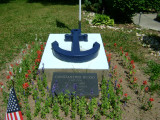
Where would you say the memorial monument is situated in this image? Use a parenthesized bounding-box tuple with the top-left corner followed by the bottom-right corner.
(38, 0, 109, 97)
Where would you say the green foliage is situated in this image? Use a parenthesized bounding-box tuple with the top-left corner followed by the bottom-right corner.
(155, 11, 160, 22)
(145, 61, 160, 81)
(84, 0, 160, 22)
(144, 0, 160, 12)
(144, 61, 160, 92)
(0, 0, 10, 3)
(92, 14, 114, 26)
(34, 99, 41, 117)
(84, 0, 102, 13)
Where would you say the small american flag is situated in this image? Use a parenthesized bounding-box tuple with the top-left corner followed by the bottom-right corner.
(5, 87, 23, 120)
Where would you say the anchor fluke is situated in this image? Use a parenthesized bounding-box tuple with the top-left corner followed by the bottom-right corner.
(51, 29, 100, 63)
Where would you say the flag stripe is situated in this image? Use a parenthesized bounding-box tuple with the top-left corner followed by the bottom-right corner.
(14, 112, 18, 120)
(18, 111, 23, 120)
(7, 114, 9, 120)
(11, 113, 15, 120)
(16, 112, 20, 120)
(10, 113, 14, 120)
(6, 113, 8, 120)
(10, 113, 13, 120)
(5, 88, 23, 120)
(8, 113, 11, 120)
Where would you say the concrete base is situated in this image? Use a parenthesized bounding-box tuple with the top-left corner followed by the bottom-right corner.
(38, 33, 109, 85)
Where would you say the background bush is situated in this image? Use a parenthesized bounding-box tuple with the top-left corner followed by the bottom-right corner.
(0, 0, 10, 3)
(155, 11, 160, 22)
(27, 0, 78, 4)
(84, 0, 160, 23)
(92, 14, 114, 26)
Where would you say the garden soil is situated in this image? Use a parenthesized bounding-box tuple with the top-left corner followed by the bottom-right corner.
(0, 51, 160, 120)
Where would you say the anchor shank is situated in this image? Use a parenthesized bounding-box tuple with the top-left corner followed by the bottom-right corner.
(72, 30, 80, 54)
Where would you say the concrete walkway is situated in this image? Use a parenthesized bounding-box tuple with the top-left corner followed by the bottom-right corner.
(132, 13, 160, 31)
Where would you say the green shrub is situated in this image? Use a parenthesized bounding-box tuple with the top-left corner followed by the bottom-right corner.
(144, 0, 160, 12)
(155, 12, 160, 22)
(92, 14, 114, 26)
(0, 0, 10, 3)
(145, 61, 160, 81)
(84, 0, 103, 13)
(84, 0, 160, 23)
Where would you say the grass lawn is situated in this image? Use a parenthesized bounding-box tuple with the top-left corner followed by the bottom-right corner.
(0, 0, 160, 120)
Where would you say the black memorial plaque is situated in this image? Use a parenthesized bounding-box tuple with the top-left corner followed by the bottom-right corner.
(51, 72, 99, 97)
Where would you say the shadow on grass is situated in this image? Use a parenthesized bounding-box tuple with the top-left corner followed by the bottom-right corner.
(27, 0, 79, 6)
(56, 19, 71, 31)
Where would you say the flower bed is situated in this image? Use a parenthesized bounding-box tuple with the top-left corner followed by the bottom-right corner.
(0, 40, 156, 120)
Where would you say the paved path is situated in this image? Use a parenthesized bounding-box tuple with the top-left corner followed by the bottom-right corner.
(132, 13, 160, 31)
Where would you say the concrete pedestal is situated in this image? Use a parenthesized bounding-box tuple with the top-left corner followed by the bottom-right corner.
(38, 33, 109, 87)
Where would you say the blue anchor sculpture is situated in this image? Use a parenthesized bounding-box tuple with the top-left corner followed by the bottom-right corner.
(51, 29, 100, 62)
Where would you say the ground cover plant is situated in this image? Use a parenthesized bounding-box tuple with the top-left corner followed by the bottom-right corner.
(0, 0, 160, 120)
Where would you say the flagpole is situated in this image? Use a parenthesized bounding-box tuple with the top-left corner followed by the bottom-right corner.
(79, 0, 81, 30)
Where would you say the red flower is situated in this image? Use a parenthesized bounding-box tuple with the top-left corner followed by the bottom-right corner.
(23, 83, 29, 89)
(44, 42, 46, 45)
(16, 63, 19, 66)
(134, 77, 137, 83)
(132, 71, 135, 75)
(120, 47, 123, 50)
(9, 71, 13, 76)
(122, 50, 124, 54)
(125, 52, 128, 56)
(28, 70, 31, 74)
(37, 50, 42, 55)
(28, 45, 31, 49)
(114, 72, 117, 76)
(107, 53, 111, 62)
(132, 64, 135, 69)
(6, 75, 10, 79)
(32, 66, 35, 70)
(25, 74, 29, 79)
(114, 43, 117, 47)
(22, 50, 26, 54)
(145, 87, 149, 92)
(105, 50, 107, 53)
(0, 82, 3, 85)
(131, 60, 134, 65)
(114, 65, 117, 69)
(35, 59, 41, 63)
(149, 98, 154, 102)
(108, 58, 111, 62)
(119, 79, 122, 83)
(37, 54, 41, 59)
(124, 93, 128, 97)
(143, 81, 147, 85)
(41, 46, 44, 50)
(10, 64, 13, 68)
(104, 43, 106, 46)
(108, 53, 111, 57)
(117, 84, 120, 88)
